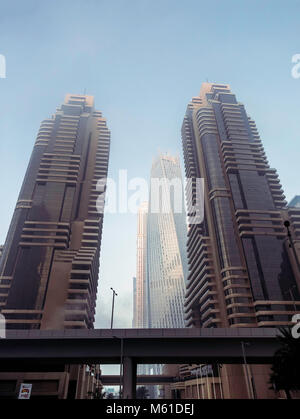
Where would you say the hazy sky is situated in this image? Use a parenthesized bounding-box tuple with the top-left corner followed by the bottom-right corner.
(0, 0, 300, 331)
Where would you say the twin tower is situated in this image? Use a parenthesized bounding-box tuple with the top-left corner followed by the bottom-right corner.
(0, 85, 299, 399)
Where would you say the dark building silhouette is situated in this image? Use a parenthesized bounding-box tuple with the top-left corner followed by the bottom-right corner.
(0, 94, 110, 398)
(181, 83, 300, 398)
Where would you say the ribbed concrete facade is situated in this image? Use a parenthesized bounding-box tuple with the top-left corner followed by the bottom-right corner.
(182, 83, 300, 330)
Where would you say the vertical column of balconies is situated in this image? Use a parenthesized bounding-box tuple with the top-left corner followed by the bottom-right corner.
(182, 100, 222, 328)
(195, 104, 249, 327)
(35, 119, 55, 147)
(88, 115, 110, 219)
(65, 244, 98, 329)
(266, 169, 287, 209)
(217, 102, 265, 325)
(181, 103, 201, 326)
(218, 96, 298, 327)
(53, 115, 79, 154)
(219, 101, 274, 326)
(63, 109, 110, 329)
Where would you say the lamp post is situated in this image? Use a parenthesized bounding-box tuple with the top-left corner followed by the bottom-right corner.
(217, 364, 224, 399)
(211, 365, 217, 399)
(199, 366, 204, 399)
(119, 337, 124, 399)
(110, 287, 118, 329)
(195, 368, 200, 399)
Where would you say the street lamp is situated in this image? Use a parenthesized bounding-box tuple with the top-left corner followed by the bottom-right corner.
(110, 287, 118, 329)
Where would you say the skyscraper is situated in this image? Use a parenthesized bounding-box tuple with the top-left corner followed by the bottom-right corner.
(181, 83, 300, 398)
(0, 94, 110, 398)
(146, 154, 188, 329)
(133, 202, 148, 329)
(133, 202, 149, 384)
(132, 276, 137, 328)
(133, 155, 188, 395)
(289, 196, 300, 208)
(182, 83, 300, 328)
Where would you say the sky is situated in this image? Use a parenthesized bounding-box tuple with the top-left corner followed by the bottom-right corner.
(0, 0, 300, 333)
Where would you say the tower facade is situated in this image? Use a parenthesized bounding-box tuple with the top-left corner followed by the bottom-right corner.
(0, 94, 110, 331)
(0, 94, 110, 398)
(180, 83, 300, 398)
(182, 83, 300, 330)
(146, 154, 188, 329)
(0, 94, 110, 329)
(133, 155, 188, 393)
(133, 202, 148, 328)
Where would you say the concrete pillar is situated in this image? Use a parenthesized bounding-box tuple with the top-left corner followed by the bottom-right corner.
(122, 357, 137, 399)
